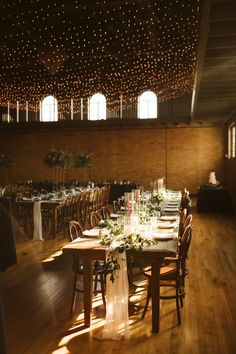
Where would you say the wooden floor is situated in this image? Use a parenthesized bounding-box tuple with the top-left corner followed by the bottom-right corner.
(1, 202, 236, 354)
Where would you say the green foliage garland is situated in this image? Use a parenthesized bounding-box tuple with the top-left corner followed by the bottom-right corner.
(100, 221, 156, 283)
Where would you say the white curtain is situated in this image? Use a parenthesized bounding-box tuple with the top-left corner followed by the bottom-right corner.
(33, 201, 44, 241)
(95, 251, 130, 340)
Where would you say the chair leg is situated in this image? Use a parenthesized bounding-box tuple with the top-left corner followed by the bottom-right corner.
(141, 280, 151, 319)
(176, 281, 181, 325)
(71, 272, 78, 315)
(100, 274, 106, 310)
(179, 287, 184, 307)
(94, 273, 98, 294)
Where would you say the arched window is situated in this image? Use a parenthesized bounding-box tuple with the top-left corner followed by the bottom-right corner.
(89, 93, 106, 120)
(138, 91, 157, 119)
(41, 95, 58, 122)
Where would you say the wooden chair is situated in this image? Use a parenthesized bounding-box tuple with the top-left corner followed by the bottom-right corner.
(80, 191, 91, 226)
(104, 185, 111, 206)
(100, 206, 110, 220)
(182, 214, 192, 236)
(56, 195, 74, 237)
(141, 224, 193, 325)
(112, 198, 122, 213)
(86, 211, 102, 229)
(68, 220, 83, 241)
(68, 220, 106, 314)
(180, 189, 191, 216)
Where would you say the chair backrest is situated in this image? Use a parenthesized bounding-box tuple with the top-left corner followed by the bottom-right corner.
(181, 189, 191, 215)
(178, 209, 187, 237)
(113, 199, 121, 213)
(88, 211, 102, 229)
(68, 220, 83, 241)
(183, 214, 193, 233)
(179, 224, 192, 270)
(105, 185, 110, 205)
(100, 206, 110, 220)
(98, 186, 107, 209)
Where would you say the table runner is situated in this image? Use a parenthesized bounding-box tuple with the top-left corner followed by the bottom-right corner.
(94, 250, 130, 340)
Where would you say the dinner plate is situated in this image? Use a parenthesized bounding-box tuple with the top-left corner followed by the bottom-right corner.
(110, 213, 120, 218)
(163, 207, 179, 212)
(151, 232, 176, 240)
(160, 216, 178, 221)
(166, 201, 180, 206)
(83, 229, 101, 237)
(156, 223, 174, 229)
(83, 228, 109, 237)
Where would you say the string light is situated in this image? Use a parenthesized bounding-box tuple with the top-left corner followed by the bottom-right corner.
(0, 0, 200, 112)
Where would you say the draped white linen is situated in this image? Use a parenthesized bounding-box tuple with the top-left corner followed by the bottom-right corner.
(33, 201, 44, 241)
(95, 250, 130, 340)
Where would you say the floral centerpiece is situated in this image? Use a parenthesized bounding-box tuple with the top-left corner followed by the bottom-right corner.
(74, 153, 94, 168)
(44, 147, 72, 189)
(99, 221, 156, 283)
(74, 153, 94, 182)
(147, 192, 164, 216)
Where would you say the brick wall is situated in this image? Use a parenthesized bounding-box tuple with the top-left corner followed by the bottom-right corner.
(0, 123, 226, 194)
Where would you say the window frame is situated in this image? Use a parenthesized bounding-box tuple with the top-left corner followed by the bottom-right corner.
(41, 95, 58, 122)
(88, 93, 106, 121)
(137, 90, 158, 119)
(228, 122, 236, 159)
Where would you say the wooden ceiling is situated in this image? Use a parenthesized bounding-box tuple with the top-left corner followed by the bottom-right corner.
(192, 0, 236, 124)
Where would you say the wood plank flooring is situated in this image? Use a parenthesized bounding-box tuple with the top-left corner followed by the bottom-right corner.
(1, 202, 236, 354)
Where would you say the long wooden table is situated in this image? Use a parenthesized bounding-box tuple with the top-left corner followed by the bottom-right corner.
(62, 237, 177, 333)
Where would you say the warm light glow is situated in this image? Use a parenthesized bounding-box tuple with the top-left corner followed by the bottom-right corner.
(41, 96, 58, 122)
(228, 123, 236, 159)
(0, 0, 201, 109)
(138, 91, 157, 119)
(89, 93, 106, 120)
(41, 250, 63, 263)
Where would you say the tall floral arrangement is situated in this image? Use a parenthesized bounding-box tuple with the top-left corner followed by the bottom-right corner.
(43, 147, 72, 189)
(74, 153, 95, 182)
(147, 192, 164, 216)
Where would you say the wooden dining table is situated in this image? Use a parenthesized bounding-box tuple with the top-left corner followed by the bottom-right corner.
(62, 236, 177, 333)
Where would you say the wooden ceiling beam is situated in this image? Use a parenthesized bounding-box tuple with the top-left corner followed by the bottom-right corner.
(201, 68, 236, 78)
(210, 1, 236, 22)
(199, 86, 236, 93)
(198, 94, 236, 101)
(207, 35, 236, 49)
(209, 20, 236, 37)
(205, 47, 236, 58)
(204, 57, 236, 67)
(200, 81, 236, 87)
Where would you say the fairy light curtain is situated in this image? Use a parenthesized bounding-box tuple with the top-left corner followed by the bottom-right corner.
(0, 0, 201, 110)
